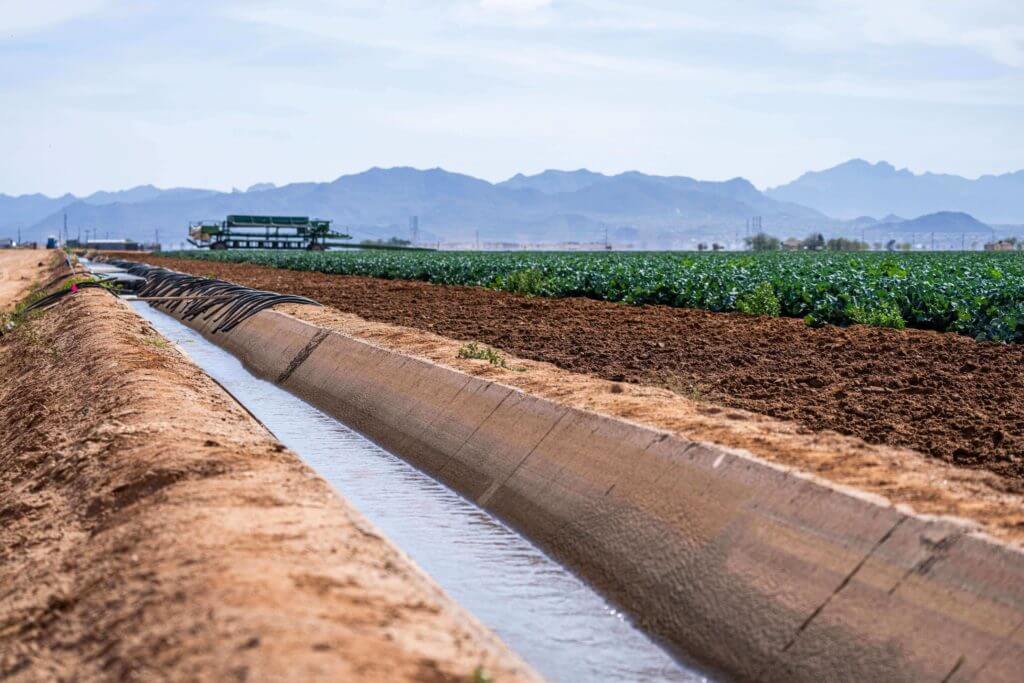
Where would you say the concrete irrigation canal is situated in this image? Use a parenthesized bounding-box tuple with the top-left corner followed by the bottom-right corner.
(2, 251, 1024, 682)
(131, 298, 705, 682)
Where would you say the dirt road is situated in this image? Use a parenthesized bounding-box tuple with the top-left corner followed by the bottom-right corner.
(135, 256, 1024, 488)
(0, 250, 49, 310)
(0, 286, 537, 681)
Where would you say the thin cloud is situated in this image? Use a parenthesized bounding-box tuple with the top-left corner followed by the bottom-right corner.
(0, 0, 111, 38)
(477, 0, 552, 12)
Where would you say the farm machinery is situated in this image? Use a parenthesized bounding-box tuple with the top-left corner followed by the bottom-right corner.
(187, 215, 351, 251)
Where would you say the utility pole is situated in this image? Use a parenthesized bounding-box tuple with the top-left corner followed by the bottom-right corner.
(931, 232, 935, 251)
(475, 229, 480, 250)
(17, 225, 21, 245)
(63, 213, 68, 246)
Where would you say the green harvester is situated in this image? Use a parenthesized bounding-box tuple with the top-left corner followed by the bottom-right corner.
(187, 215, 352, 251)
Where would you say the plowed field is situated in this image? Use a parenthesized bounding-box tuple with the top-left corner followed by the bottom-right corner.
(136, 256, 1024, 488)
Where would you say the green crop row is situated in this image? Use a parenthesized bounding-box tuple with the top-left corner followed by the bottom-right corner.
(163, 249, 1024, 342)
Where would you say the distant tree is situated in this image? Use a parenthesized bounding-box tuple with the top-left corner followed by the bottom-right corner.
(697, 242, 708, 252)
(885, 239, 897, 251)
(826, 237, 869, 251)
(361, 236, 412, 246)
(801, 233, 826, 251)
(712, 243, 724, 251)
(744, 232, 781, 252)
(897, 242, 912, 251)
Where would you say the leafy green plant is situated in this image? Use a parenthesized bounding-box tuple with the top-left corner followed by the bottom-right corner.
(163, 249, 1024, 342)
(491, 268, 550, 295)
(735, 282, 781, 317)
(844, 302, 906, 329)
(458, 342, 508, 368)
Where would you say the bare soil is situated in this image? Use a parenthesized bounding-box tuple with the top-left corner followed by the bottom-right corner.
(0, 250, 49, 311)
(280, 303, 1024, 544)
(0, 285, 537, 681)
(136, 256, 1024, 489)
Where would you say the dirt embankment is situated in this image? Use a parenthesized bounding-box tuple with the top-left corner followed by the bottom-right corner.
(135, 256, 1024, 489)
(0, 250, 50, 312)
(0, 287, 537, 681)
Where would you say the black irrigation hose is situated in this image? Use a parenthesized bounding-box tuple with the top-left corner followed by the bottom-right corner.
(20, 281, 113, 314)
(104, 259, 321, 333)
(35, 268, 90, 293)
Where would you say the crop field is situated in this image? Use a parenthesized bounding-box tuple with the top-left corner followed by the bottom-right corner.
(166, 250, 1024, 342)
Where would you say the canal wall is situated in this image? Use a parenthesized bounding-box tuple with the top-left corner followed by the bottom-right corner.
(179, 305, 1024, 682)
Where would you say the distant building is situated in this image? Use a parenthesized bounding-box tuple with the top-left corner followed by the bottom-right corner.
(87, 238, 144, 251)
(782, 238, 803, 251)
(0, 238, 13, 249)
(984, 240, 1016, 252)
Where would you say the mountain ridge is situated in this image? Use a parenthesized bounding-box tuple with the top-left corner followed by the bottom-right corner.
(768, 159, 1024, 223)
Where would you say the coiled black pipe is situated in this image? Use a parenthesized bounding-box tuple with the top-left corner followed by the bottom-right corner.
(103, 259, 321, 333)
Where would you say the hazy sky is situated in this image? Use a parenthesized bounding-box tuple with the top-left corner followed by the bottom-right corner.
(2, 0, 1022, 196)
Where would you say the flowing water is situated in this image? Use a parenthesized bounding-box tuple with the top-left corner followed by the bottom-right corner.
(131, 301, 710, 683)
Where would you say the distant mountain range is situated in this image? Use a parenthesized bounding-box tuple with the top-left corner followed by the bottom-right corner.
(768, 159, 1024, 225)
(1, 168, 825, 247)
(1, 160, 1021, 247)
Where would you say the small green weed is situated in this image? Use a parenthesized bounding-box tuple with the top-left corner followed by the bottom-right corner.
(1, 307, 42, 338)
(458, 342, 508, 368)
(2, 274, 117, 339)
(662, 376, 710, 403)
(142, 336, 171, 349)
(61, 275, 120, 294)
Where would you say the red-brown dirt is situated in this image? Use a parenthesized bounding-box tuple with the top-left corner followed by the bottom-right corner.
(0, 283, 537, 681)
(136, 256, 1024, 488)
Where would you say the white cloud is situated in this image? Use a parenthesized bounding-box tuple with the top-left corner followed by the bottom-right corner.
(477, 0, 552, 12)
(0, 0, 111, 37)
(563, 0, 1024, 67)
(1, 0, 1023, 194)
